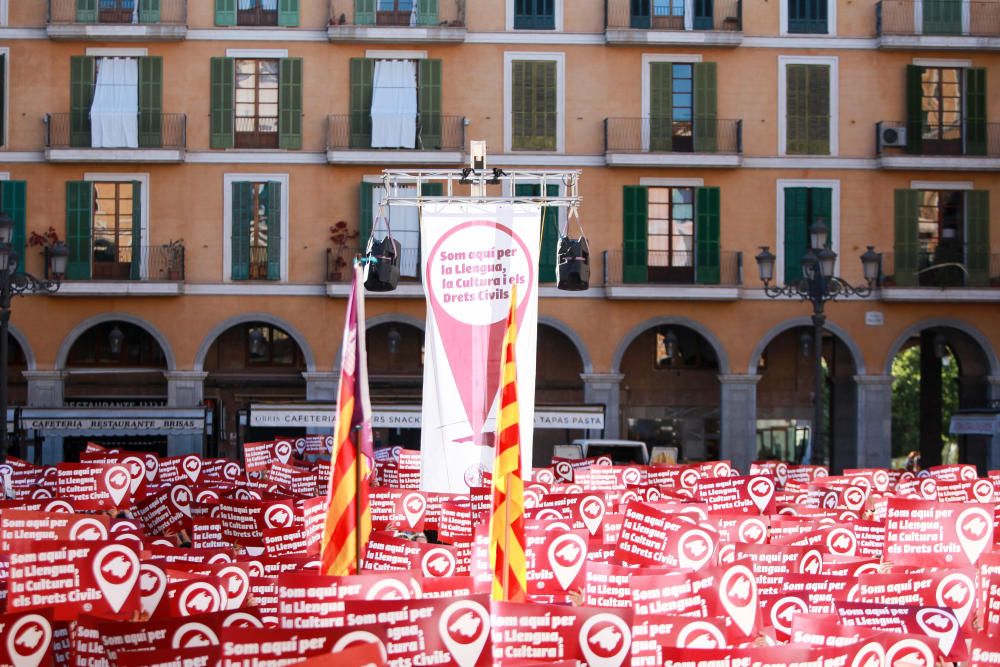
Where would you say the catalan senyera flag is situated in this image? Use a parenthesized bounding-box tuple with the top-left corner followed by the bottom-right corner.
(488, 285, 528, 602)
(321, 264, 374, 575)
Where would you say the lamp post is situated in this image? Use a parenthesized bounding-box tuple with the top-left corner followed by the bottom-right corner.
(754, 220, 881, 467)
(0, 213, 66, 463)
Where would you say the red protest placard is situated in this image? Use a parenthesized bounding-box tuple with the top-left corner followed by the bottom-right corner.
(0, 609, 55, 667)
(631, 614, 728, 663)
(55, 463, 132, 510)
(0, 510, 110, 549)
(526, 528, 589, 596)
(116, 645, 219, 667)
(696, 475, 776, 514)
(885, 497, 994, 567)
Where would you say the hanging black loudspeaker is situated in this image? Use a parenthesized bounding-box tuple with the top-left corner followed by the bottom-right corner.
(363, 236, 401, 292)
(557, 235, 590, 291)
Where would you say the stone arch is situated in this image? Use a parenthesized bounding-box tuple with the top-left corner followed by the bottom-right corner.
(538, 315, 593, 374)
(882, 317, 1000, 377)
(56, 312, 176, 371)
(193, 313, 316, 373)
(611, 316, 730, 375)
(748, 316, 866, 376)
(9, 324, 35, 371)
(365, 313, 426, 332)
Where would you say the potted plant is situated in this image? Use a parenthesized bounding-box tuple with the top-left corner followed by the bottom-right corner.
(328, 220, 359, 281)
(28, 227, 65, 277)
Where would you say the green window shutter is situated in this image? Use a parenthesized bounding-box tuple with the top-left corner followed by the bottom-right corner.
(417, 0, 438, 25)
(231, 182, 252, 281)
(693, 62, 718, 153)
(515, 183, 558, 283)
(76, 0, 97, 23)
(421, 182, 443, 196)
(649, 62, 673, 152)
(349, 58, 374, 149)
(807, 65, 830, 154)
(810, 187, 832, 233)
(695, 187, 721, 285)
(923, 0, 962, 34)
(66, 181, 92, 280)
(70, 56, 95, 148)
(966, 68, 987, 157)
(266, 182, 282, 281)
(965, 190, 990, 287)
(511, 60, 557, 151)
(359, 182, 375, 252)
(355, 0, 375, 25)
(788, 64, 830, 155)
(0, 54, 5, 147)
(138, 57, 163, 148)
(210, 57, 234, 149)
(418, 59, 442, 150)
(784, 187, 809, 284)
(893, 189, 920, 287)
(786, 64, 807, 154)
(279, 58, 303, 150)
(139, 0, 161, 23)
(905, 65, 925, 155)
(278, 0, 299, 26)
(623, 186, 648, 284)
(215, 0, 236, 26)
(130, 181, 142, 280)
(0, 182, 26, 276)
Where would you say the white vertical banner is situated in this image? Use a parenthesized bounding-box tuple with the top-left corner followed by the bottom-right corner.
(419, 202, 541, 493)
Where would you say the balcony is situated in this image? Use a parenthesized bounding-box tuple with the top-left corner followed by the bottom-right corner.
(327, 0, 466, 43)
(326, 246, 426, 298)
(604, 117, 742, 167)
(876, 0, 1000, 49)
(47, 0, 188, 41)
(54, 243, 185, 297)
(878, 251, 1000, 301)
(605, 0, 742, 46)
(602, 250, 743, 300)
(44, 113, 186, 163)
(875, 120, 1000, 170)
(326, 114, 465, 164)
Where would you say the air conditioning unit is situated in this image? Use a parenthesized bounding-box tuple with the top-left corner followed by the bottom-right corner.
(879, 125, 907, 149)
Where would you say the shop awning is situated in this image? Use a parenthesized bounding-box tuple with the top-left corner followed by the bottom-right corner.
(949, 412, 1000, 436)
(20, 407, 207, 436)
(248, 403, 604, 430)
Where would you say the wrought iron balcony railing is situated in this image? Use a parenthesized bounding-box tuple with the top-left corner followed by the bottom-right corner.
(603, 250, 743, 286)
(605, 117, 742, 154)
(48, 0, 187, 25)
(45, 113, 187, 150)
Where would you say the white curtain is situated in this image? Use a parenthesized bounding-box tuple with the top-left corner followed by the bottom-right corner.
(238, 0, 277, 8)
(90, 58, 139, 148)
(374, 186, 420, 277)
(370, 60, 418, 149)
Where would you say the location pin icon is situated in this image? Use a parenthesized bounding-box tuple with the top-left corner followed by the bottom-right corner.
(747, 477, 774, 514)
(935, 573, 975, 627)
(274, 441, 292, 465)
(402, 493, 426, 529)
(677, 528, 715, 570)
(92, 544, 140, 613)
(104, 465, 131, 507)
(579, 614, 632, 667)
(438, 600, 491, 667)
(555, 461, 573, 482)
(580, 495, 606, 536)
(139, 563, 167, 617)
(719, 563, 758, 637)
(548, 533, 587, 591)
(144, 454, 159, 482)
(6, 614, 52, 667)
(182, 455, 201, 484)
(955, 507, 992, 564)
(972, 479, 994, 503)
(121, 456, 145, 494)
(915, 608, 959, 657)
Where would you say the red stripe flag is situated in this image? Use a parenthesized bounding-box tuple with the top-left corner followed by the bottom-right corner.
(488, 284, 528, 601)
(321, 263, 374, 575)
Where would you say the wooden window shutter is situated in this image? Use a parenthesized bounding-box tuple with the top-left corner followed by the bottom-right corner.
(417, 0, 438, 25)
(278, 0, 299, 27)
(783, 187, 809, 284)
(266, 182, 282, 281)
(70, 56, 95, 148)
(210, 57, 234, 149)
(139, 0, 161, 23)
(130, 181, 142, 280)
(905, 65, 925, 155)
(65, 181, 93, 280)
(138, 56, 163, 148)
(215, 0, 236, 26)
(965, 190, 990, 287)
(279, 58, 303, 150)
(695, 187, 721, 285)
(893, 189, 921, 287)
(965, 68, 986, 157)
(231, 182, 253, 281)
(355, 0, 375, 25)
(359, 181, 375, 252)
(0, 181, 26, 276)
(349, 58, 375, 148)
(622, 185, 648, 284)
(418, 59, 442, 150)
(649, 62, 673, 152)
(693, 62, 718, 153)
(76, 0, 97, 23)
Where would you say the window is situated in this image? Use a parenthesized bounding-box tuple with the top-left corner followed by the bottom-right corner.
(921, 67, 962, 154)
(514, 0, 554, 29)
(235, 59, 279, 149)
(97, 0, 137, 24)
(358, 180, 442, 281)
(69, 55, 163, 149)
(0, 49, 7, 148)
(630, 0, 716, 30)
(778, 183, 835, 285)
(654, 327, 719, 370)
(237, 0, 278, 26)
(348, 58, 441, 149)
(622, 185, 720, 285)
(65, 178, 145, 281)
(214, 0, 299, 27)
(787, 0, 827, 33)
(922, 0, 963, 34)
(0, 180, 25, 274)
(650, 63, 693, 152)
(246, 325, 298, 366)
(377, 0, 414, 26)
(905, 64, 985, 156)
(211, 55, 301, 150)
(232, 181, 281, 280)
(894, 189, 989, 287)
(511, 60, 557, 151)
(92, 182, 135, 279)
(779, 57, 837, 156)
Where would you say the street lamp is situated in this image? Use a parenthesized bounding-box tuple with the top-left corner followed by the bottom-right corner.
(754, 220, 881, 467)
(0, 212, 64, 463)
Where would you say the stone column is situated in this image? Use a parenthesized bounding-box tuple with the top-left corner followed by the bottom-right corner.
(718, 374, 761, 475)
(165, 371, 208, 457)
(853, 375, 894, 470)
(988, 376, 1000, 471)
(831, 376, 858, 474)
(304, 372, 340, 435)
(23, 371, 66, 466)
(581, 373, 624, 439)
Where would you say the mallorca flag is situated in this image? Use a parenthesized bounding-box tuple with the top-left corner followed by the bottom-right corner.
(321, 264, 374, 575)
(488, 285, 528, 602)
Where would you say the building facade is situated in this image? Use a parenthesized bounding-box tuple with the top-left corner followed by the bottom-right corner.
(1, 0, 998, 473)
